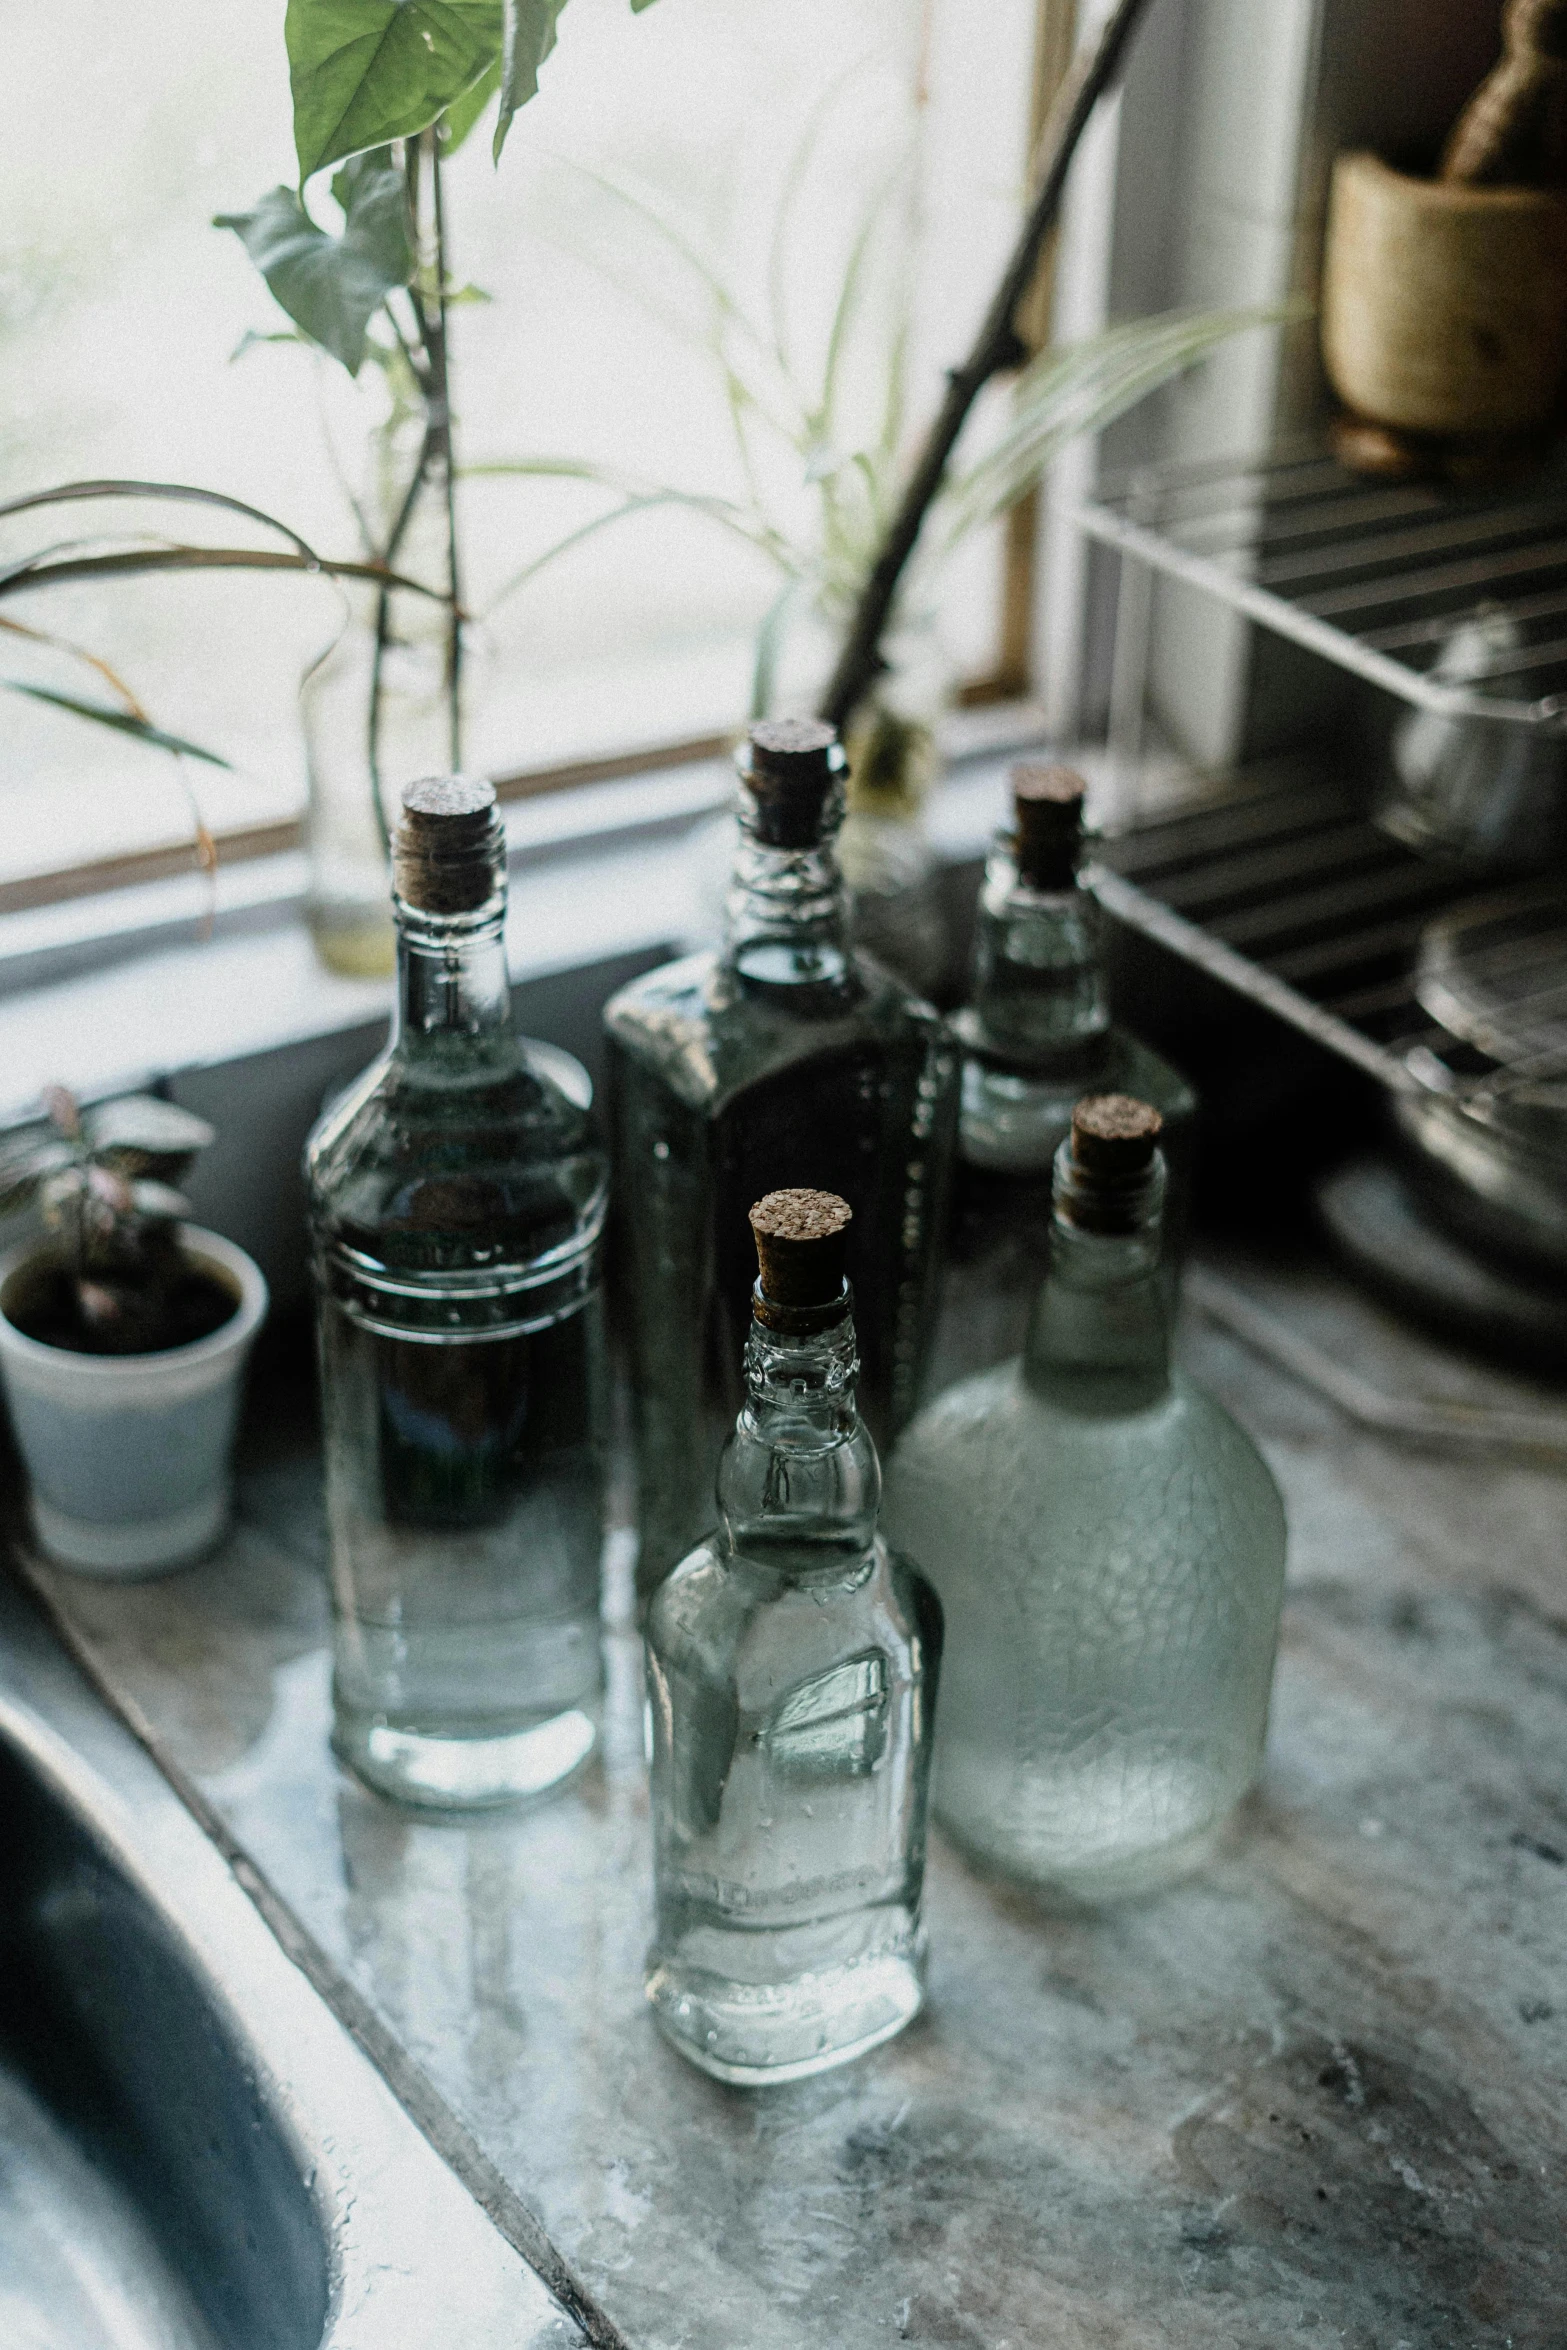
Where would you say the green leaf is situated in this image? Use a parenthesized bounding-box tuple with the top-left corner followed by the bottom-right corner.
(0, 1135, 75, 1220)
(216, 148, 412, 375)
(440, 56, 501, 149)
(230, 328, 310, 362)
(933, 305, 1302, 554)
(128, 1180, 193, 1223)
(286, 0, 503, 181)
(2, 683, 233, 768)
(85, 1098, 217, 1166)
(494, 0, 567, 161)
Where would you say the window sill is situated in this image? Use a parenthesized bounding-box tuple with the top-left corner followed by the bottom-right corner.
(0, 705, 1049, 1311)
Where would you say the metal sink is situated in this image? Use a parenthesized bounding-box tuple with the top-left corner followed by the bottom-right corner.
(0, 1574, 579, 2350)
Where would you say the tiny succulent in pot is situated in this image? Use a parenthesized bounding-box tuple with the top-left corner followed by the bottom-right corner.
(0, 1090, 226, 1356)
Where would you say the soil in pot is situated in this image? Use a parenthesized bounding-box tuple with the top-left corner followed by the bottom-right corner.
(5, 1256, 238, 1357)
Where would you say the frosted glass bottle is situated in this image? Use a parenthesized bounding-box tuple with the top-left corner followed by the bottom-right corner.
(926, 764, 1194, 1399)
(645, 1189, 942, 2084)
(606, 719, 958, 1611)
(884, 1096, 1284, 1901)
(307, 777, 608, 1810)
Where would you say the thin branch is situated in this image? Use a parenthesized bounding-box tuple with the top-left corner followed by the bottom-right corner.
(818, 0, 1159, 735)
(382, 296, 433, 396)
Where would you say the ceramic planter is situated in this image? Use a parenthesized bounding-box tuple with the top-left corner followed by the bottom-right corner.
(0, 1225, 268, 1577)
(1322, 151, 1567, 439)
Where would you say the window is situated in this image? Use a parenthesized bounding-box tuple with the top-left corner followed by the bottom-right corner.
(2, 0, 1046, 908)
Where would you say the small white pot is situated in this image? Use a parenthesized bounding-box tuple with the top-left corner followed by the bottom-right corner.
(0, 1225, 268, 1578)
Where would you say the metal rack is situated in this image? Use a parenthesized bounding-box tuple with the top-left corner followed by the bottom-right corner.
(1088, 768, 1563, 1104)
(1070, 445, 1567, 1133)
(1080, 444, 1567, 730)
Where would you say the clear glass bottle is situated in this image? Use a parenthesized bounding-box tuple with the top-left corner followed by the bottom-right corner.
(884, 1096, 1285, 1902)
(926, 763, 1195, 1399)
(306, 777, 609, 1809)
(606, 719, 959, 1611)
(645, 1189, 942, 2084)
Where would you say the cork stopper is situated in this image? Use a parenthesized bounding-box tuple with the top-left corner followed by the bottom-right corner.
(393, 776, 503, 915)
(1055, 1095, 1166, 1235)
(1071, 1094, 1163, 1173)
(749, 1189, 852, 1316)
(1011, 763, 1086, 890)
(737, 719, 846, 849)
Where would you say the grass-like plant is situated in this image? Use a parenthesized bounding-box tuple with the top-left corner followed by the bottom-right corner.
(469, 157, 1288, 725)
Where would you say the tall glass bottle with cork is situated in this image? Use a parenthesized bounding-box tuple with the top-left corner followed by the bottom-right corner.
(926, 764, 1195, 1398)
(885, 1096, 1285, 1901)
(645, 1189, 942, 2083)
(307, 777, 608, 1809)
(606, 719, 959, 1610)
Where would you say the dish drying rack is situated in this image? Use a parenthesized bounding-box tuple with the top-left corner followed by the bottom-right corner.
(1074, 444, 1567, 1115)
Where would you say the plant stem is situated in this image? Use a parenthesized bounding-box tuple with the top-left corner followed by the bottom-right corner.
(817, 0, 1158, 737)
(365, 129, 463, 850)
(429, 137, 463, 769)
(366, 416, 434, 853)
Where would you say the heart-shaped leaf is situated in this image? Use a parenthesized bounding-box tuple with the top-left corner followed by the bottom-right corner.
(494, 0, 566, 160)
(216, 148, 412, 375)
(286, 0, 503, 181)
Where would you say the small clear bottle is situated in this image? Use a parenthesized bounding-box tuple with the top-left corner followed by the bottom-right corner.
(645, 1189, 942, 2084)
(607, 719, 958, 1612)
(927, 764, 1195, 1398)
(306, 777, 608, 1809)
(884, 1096, 1285, 1902)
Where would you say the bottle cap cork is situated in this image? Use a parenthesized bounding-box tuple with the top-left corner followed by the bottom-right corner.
(748, 1189, 852, 1312)
(393, 776, 503, 914)
(1055, 1094, 1166, 1235)
(1011, 763, 1086, 889)
(736, 720, 847, 849)
(1071, 1093, 1163, 1174)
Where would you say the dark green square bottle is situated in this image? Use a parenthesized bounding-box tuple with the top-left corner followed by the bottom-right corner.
(605, 721, 959, 1609)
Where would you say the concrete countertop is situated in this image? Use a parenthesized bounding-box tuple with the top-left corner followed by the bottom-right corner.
(17, 1245, 1567, 2350)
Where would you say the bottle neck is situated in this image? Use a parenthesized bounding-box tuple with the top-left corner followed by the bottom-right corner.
(391, 897, 519, 1072)
(716, 1301, 880, 1578)
(1024, 1156, 1171, 1411)
(722, 809, 852, 993)
(966, 844, 1109, 1068)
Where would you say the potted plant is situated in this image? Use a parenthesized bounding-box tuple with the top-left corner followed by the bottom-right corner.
(215, 0, 664, 972)
(0, 1091, 267, 1577)
(4, 0, 665, 968)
